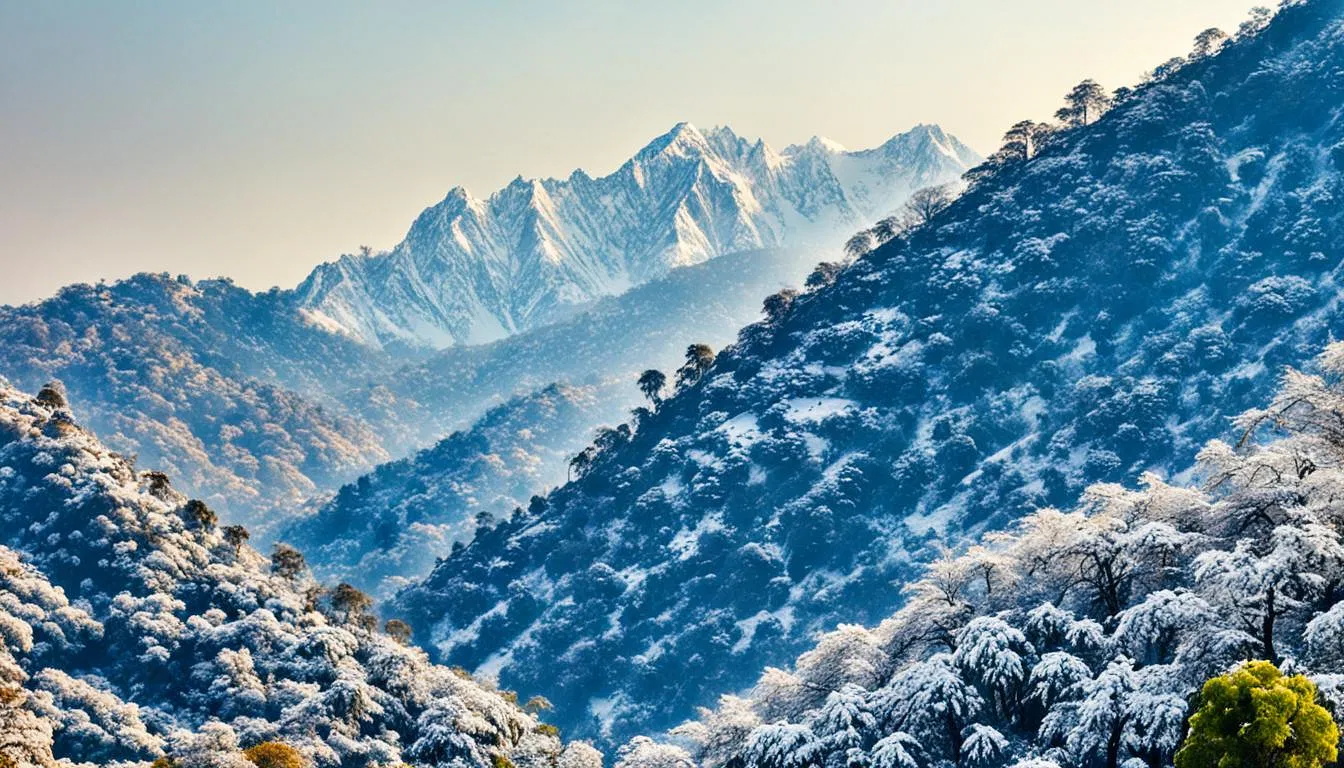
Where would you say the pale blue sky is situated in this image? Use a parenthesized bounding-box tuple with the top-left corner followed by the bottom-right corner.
(1, 0, 1257, 305)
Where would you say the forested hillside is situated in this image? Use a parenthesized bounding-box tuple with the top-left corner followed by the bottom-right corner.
(392, 1, 1344, 748)
(284, 383, 632, 599)
(0, 276, 401, 533)
(620, 344, 1344, 768)
(0, 380, 595, 768)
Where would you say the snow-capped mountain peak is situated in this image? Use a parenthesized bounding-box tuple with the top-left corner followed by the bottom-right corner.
(804, 135, 847, 153)
(637, 120, 714, 160)
(293, 122, 981, 349)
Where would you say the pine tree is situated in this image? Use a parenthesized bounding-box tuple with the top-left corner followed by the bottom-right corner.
(638, 369, 667, 406)
(676, 344, 716, 389)
(184, 499, 217, 532)
(904, 185, 955, 225)
(1001, 120, 1051, 161)
(1192, 27, 1229, 58)
(222, 524, 250, 555)
(270, 544, 306, 580)
(1055, 79, 1112, 126)
(330, 583, 373, 624)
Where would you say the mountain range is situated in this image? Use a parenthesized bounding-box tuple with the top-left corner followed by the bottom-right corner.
(293, 123, 980, 349)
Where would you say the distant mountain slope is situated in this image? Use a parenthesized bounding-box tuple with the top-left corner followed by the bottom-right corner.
(286, 383, 633, 599)
(288, 247, 826, 597)
(296, 124, 980, 349)
(0, 275, 402, 533)
(0, 381, 590, 768)
(391, 1, 1344, 749)
(347, 247, 822, 445)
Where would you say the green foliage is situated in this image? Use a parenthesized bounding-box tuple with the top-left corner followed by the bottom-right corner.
(534, 722, 560, 737)
(492, 753, 516, 768)
(150, 758, 180, 768)
(244, 740, 306, 768)
(1175, 660, 1339, 768)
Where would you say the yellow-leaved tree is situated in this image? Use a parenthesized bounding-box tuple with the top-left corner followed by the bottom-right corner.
(243, 741, 306, 768)
(1175, 661, 1338, 768)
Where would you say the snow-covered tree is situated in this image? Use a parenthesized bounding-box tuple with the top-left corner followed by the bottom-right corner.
(0, 381, 568, 767)
(634, 342, 1344, 768)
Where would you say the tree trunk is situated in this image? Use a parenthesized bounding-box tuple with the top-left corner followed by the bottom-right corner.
(1262, 586, 1278, 664)
(1106, 723, 1123, 768)
(948, 709, 963, 766)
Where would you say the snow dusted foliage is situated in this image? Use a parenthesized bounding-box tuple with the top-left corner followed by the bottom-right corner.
(629, 343, 1344, 768)
(283, 383, 633, 599)
(391, 0, 1344, 749)
(295, 124, 980, 350)
(0, 382, 576, 766)
(0, 275, 399, 533)
(0, 244, 823, 547)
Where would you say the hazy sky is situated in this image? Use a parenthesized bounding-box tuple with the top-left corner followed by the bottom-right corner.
(1, 0, 1257, 305)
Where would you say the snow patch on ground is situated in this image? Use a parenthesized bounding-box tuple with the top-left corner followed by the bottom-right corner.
(783, 397, 857, 423)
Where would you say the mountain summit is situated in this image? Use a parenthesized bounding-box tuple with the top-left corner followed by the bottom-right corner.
(294, 123, 980, 349)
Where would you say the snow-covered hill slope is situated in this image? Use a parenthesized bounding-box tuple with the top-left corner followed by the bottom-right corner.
(285, 383, 633, 599)
(346, 247, 821, 446)
(0, 381, 595, 768)
(0, 275, 402, 534)
(626, 343, 1344, 768)
(286, 247, 824, 599)
(295, 124, 980, 349)
(391, 1, 1344, 750)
